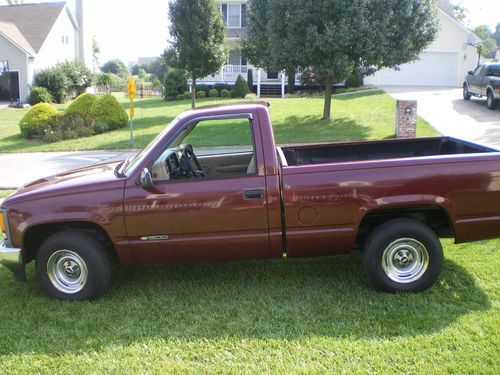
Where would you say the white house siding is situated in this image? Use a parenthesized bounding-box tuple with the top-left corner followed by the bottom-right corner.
(0, 34, 28, 101)
(33, 8, 78, 72)
(365, 9, 479, 87)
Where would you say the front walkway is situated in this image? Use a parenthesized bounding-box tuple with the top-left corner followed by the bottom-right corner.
(381, 86, 500, 149)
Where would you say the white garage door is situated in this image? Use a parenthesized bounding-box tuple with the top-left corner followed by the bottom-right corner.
(370, 52, 459, 87)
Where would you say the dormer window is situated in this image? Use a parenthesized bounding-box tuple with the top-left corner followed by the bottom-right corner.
(220, 3, 247, 28)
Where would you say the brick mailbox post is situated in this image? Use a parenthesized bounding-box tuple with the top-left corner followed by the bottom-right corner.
(396, 100, 417, 138)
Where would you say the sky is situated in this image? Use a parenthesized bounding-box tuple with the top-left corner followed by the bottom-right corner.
(0, 0, 498, 65)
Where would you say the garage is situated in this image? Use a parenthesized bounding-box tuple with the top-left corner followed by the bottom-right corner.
(0, 71, 20, 102)
(374, 52, 460, 87)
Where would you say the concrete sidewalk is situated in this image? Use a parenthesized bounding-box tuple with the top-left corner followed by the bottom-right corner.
(0, 150, 136, 189)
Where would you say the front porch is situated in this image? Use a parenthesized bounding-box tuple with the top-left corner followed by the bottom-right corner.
(189, 65, 303, 98)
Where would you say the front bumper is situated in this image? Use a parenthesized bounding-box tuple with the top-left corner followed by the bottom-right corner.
(0, 241, 25, 281)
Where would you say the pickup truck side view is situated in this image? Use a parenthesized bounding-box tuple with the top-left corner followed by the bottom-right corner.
(463, 63, 500, 109)
(1, 102, 500, 301)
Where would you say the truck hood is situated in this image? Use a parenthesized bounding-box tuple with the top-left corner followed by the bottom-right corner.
(2, 162, 125, 206)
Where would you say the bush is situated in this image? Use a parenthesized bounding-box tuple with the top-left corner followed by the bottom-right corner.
(57, 61, 93, 96)
(196, 84, 209, 93)
(182, 91, 192, 100)
(220, 89, 231, 98)
(197, 90, 206, 98)
(27, 86, 53, 105)
(164, 68, 188, 101)
(176, 94, 185, 100)
(43, 112, 93, 142)
(247, 69, 253, 92)
(95, 73, 113, 86)
(208, 88, 219, 98)
(245, 93, 257, 99)
(65, 93, 97, 125)
(19, 103, 59, 139)
(214, 83, 232, 93)
(33, 68, 69, 103)
(90, 94, 128, 132)
(232, 75, 250, 98)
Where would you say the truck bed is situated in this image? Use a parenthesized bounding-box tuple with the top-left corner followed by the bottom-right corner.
(281, 137, 496, 166)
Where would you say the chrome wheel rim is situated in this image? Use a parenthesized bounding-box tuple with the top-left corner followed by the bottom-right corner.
(382, 238, 429, 284)
(463, 87, 468, 98)
(487, 95, 492, 107)
(47, 250, 88, 294)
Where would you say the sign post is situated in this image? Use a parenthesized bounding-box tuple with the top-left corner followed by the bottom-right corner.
(127, 77, 137, 145)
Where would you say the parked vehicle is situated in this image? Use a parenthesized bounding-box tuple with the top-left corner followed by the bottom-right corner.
(2, 102, 500, 301)
(463, 63, 500, 109)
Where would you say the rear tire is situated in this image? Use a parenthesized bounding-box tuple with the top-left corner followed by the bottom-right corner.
(36, 231, 111, 301)
(487, 91, 497, 110)
(362, 219, 443, 293)
(463, 84, 471, 100)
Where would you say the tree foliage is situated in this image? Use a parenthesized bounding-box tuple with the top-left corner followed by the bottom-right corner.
(100, 59, 129, 79)
(473, 25, 498, 59)
(243, 0, 438, 119)
(168, 0, 226, 108)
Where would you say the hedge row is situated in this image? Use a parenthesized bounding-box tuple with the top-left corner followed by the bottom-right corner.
(19, 93, 128, 142)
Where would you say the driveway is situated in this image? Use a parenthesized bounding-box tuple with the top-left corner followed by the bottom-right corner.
(381, 86, 500, 150)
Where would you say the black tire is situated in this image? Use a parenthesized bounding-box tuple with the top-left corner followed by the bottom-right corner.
(463, 84, 471, 100)
(487, 91, 497, 110)
(36, 231, 111, 301)
(362, 219, 443, 293)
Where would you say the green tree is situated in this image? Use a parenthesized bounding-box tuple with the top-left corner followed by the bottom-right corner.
(100, 59, 128, 79)
(168, 0, 226, 108)
(92, 36, 100, 72)
(493, 23, 500, 47)
(474, 25, 498, 59)
(243, 0, 438, 119)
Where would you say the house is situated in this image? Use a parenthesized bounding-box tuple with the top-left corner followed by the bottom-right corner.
(198, 0, 480, 94)
(365, 0, 481, 87)
(0, 0, 90, 103)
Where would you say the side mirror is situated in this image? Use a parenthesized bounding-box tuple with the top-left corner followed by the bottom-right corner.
(468, 71, 474, 75)
(139, 168, 154, 188)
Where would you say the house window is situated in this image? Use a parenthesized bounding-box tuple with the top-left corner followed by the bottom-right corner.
(220, 3, 245, 28)
(228, 50, 241, 65)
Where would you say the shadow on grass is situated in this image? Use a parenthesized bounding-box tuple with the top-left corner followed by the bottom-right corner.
(332, 90, 384, 101)
(274, 116, 371, 143)
(0, 252, 490, 355)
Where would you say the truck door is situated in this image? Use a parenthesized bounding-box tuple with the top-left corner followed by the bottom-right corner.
(123, 113, 271, 264)
(470, 65, 484, 94)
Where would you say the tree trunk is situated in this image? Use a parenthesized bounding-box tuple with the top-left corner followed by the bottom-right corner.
(191, 77, 196, 109)
(322, 75, 332, 120)
(286, 67, 295, 94)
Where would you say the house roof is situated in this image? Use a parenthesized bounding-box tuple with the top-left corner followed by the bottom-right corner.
(436, 0, 455, 18)
(0, 20, 36, 56)
(0, 2, 66, 54)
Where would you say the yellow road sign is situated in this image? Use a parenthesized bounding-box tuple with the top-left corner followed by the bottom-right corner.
(127, 77, 136, 101)
(129, 103, 135, 119)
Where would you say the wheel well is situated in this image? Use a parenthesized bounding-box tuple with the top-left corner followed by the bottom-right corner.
(486, 87, 493, 95)
(356, 205, 454, 249)
(23, 221, 118, 264)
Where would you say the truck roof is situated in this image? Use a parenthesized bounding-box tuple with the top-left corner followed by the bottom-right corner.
(177, 101, 270, 121)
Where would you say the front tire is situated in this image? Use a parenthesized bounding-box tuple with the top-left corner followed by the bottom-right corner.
(362, 219, 443, 293)
(36, 231, 111, 301)
(487, 91, 497, 110)
(463, 84, 471, 100)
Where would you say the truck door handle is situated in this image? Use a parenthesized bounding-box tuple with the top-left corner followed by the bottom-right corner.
(243, 188, 264, 199)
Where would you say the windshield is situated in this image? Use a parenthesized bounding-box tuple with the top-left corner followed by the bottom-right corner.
(122, 116, 181, 175)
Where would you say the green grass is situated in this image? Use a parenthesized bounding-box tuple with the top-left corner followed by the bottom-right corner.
(0, 91, 438, 153)
(0, 190, 14, 199)
(0, 239, 498, 373)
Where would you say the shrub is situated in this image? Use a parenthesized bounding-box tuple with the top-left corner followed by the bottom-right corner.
(182, 91, 192, 99)
(27, 86, 53, 105)
(247, 69, 253, 92)
(57, 61, 93, 96)
(19, 103, 59, 139)
(232, 75, 250, 98)
(95, 73, 113, 86)
(164, 68, 188, 101)
(208, 88, 219, 98)
(90, 94, 128, 131)
(214, 83, 232, 93)
(43, 112, 93, 142)
(220, 89, 231, 98)
(33, 68, 69, 103)
(196, 84, 209, 93)
(245, 93, 257, 99)
(196, 90, 206, 98)
(65, 93, 97, 125)
(176, 94, 185, 100)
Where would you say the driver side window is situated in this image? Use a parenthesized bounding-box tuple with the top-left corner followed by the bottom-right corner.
(151, 117, 256, 182)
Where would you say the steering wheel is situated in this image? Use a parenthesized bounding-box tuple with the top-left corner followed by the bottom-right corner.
(181, 144, 206, 178)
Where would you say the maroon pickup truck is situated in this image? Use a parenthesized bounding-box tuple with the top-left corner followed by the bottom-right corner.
(2, 102, 500, 300)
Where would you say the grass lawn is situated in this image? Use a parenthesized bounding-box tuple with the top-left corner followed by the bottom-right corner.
(0, 91, 438, 153)
(0, 239, 498, 373)
(0, 190, 14, 199)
